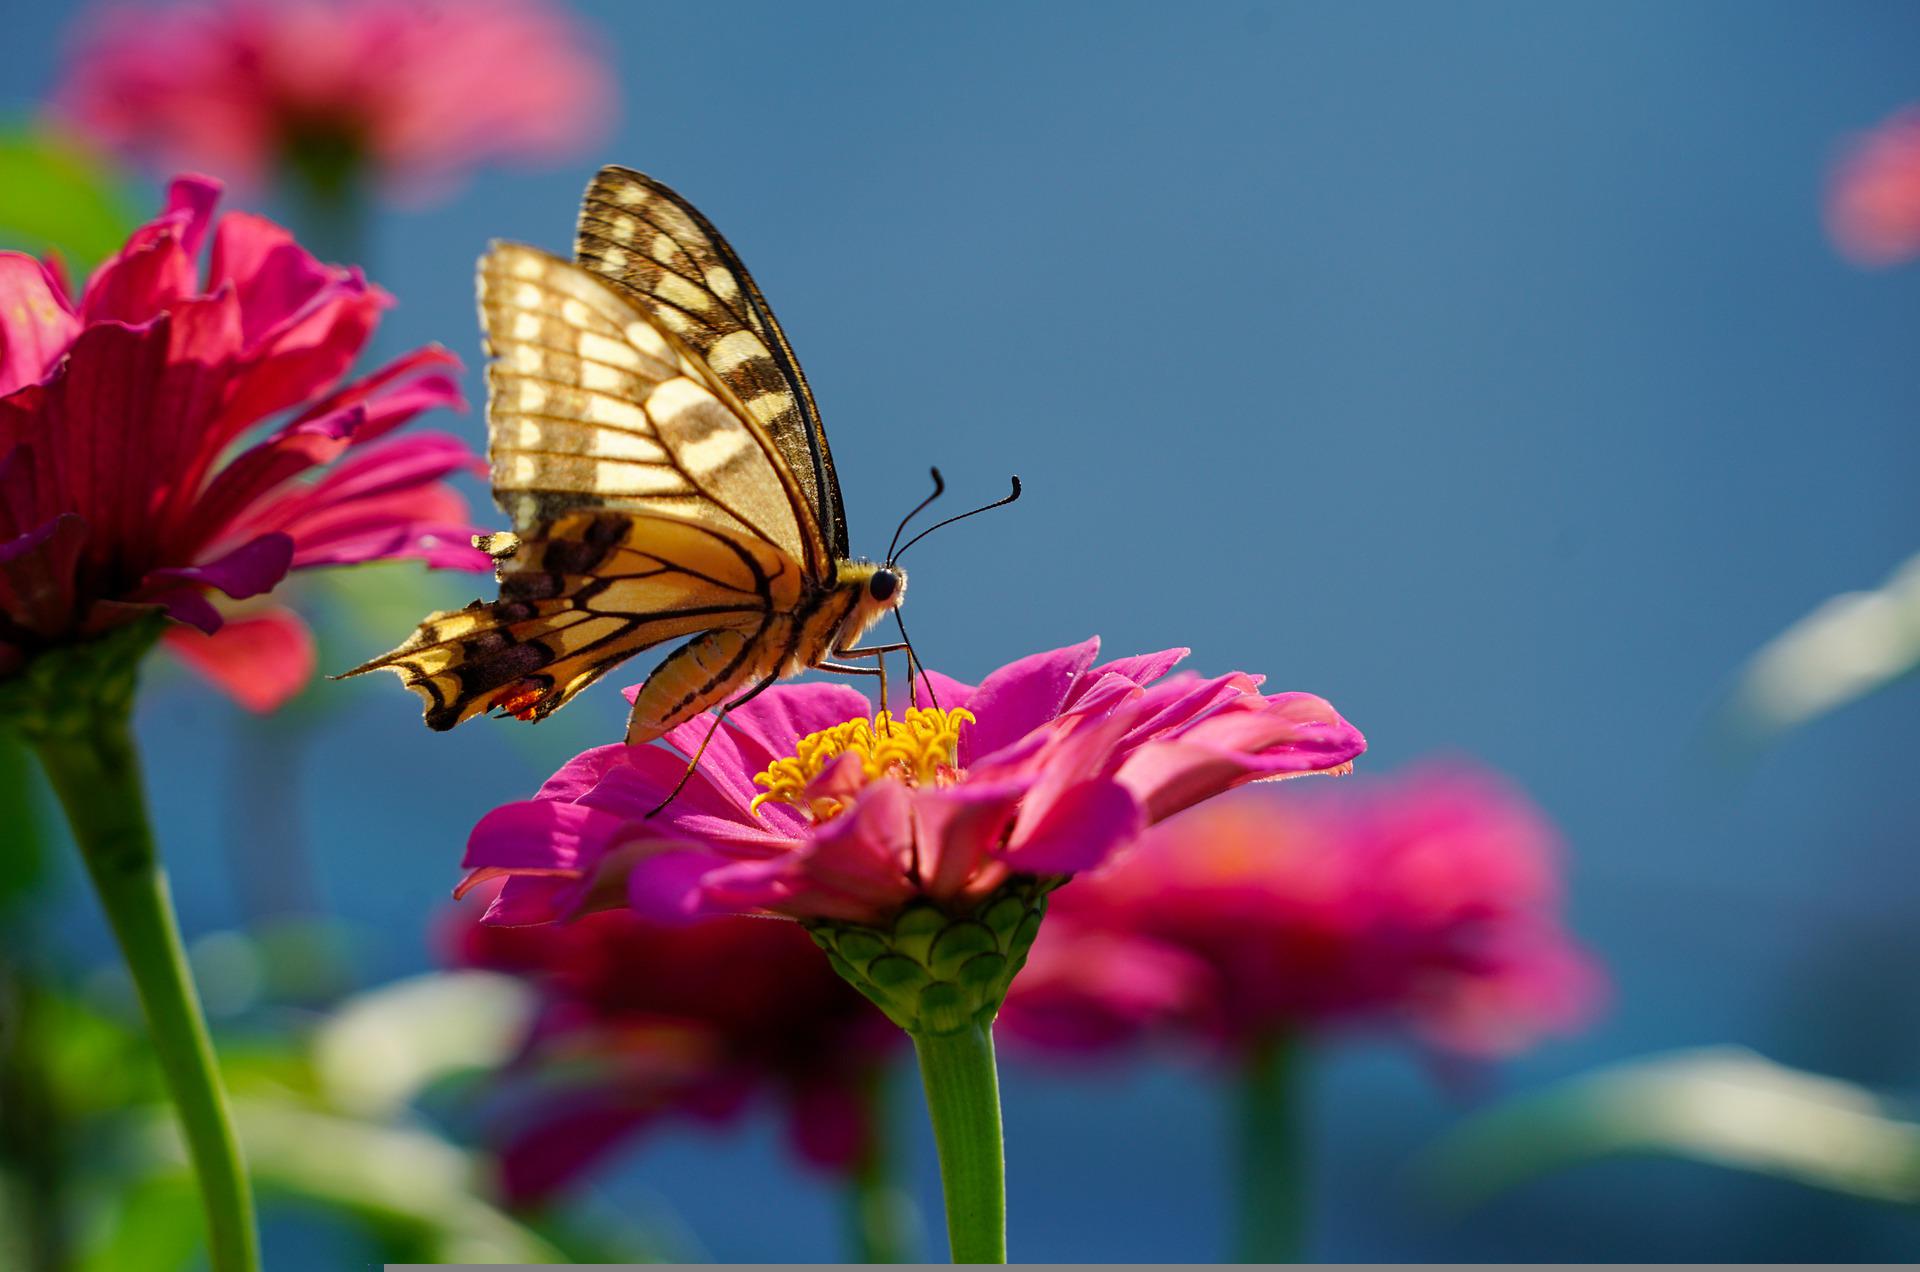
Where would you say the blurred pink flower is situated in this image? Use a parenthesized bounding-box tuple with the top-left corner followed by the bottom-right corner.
(0, 174, 488, 698)
(52, 0, 612, 200)
(998, 763, 1604, 1060)
(459, 638, 1367, 930)
(449, 893, 899, 1205)
(1828, 106, 1920, 266)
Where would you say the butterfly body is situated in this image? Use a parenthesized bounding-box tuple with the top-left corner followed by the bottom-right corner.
(345, 167, 909, 744)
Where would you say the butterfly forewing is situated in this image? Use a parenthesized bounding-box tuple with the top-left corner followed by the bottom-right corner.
(479, 243, 822, 574)
(574, 166, 850, 562)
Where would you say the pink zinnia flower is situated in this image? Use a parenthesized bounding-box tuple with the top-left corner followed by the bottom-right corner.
(460, 639, 1367, 938)
(998, 763, 1604, 1060)
(52, 0, 612, 200)
(450, 894, 899, 1205)
(0, 174, 488, 701)
(1827, 105, 1920, 266)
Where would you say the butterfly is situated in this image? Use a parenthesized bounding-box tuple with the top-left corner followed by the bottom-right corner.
(344, 166, 1016, 767)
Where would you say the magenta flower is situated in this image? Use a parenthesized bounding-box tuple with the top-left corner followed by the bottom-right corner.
(460, 640, 1361, 1261)
(450, 892, 899, 1205)
(460, 638, 1367, 934)
(997, 762, 1604, 1060)
(52, 0, 612, 200)
(0, 174, 488, 693)
(1828, 105, 1920, 266)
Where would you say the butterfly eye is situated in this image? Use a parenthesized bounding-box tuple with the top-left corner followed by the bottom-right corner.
(868, 570, 900, 603)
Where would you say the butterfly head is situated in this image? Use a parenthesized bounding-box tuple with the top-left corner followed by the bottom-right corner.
(838, 560, 909, 639)
(867, 566, 905, 605)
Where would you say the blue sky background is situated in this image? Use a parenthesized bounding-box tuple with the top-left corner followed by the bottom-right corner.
(8, 0, 1920, 1260)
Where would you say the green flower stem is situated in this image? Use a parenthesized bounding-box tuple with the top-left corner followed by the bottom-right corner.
(30, 710, 261, 1272)
(912, 1022, 1006, 1263)
(1237, 1032, 1307, 1263)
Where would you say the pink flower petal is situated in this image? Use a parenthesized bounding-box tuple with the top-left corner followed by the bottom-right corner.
(0, 513, 86, 638)
(465, 798, 637, 878)
(785, 1077, 871, 1173)
(626, 847, 734, 922)
(961, 637, 1101, 765)
(905, 668, 976, 712)
(583, 747, 799, 849)
(678, 681, 875, 777)
(1002, 778, 1143, 875)
(703, 782, 916, 924)
(1066, 647, 1188, 709)
(496, 1093, 655, 1206)
(141, 531, 294, 608)
(0, 254, 80, 395)
(533, 743, 632, 803)
(911, 781, 1026, 902)
(162, 606, 315, 711)
(998, 924, 1209, 1052)
(478, 874, 589, 926)
(207, 209, 337, 345)
(79, 175, 219, 324)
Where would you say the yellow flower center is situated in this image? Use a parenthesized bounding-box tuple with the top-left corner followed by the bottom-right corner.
(751, 706, 975, 821)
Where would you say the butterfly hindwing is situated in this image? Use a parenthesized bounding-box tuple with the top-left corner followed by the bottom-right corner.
(574, 166, 849, 563)
(342, 511, 801, 729)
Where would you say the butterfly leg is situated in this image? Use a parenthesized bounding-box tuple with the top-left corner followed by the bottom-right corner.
(645, 674, 780, 819)
(827, 640, 911, 711)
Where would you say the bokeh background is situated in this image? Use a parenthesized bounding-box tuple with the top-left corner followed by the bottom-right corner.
(7, 0, 1920, 1261)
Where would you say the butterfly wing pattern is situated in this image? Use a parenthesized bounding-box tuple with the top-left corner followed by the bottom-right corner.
(343, 228, 836, 739)
(574, 166, 848, 562)
(344, 166, 918, 747)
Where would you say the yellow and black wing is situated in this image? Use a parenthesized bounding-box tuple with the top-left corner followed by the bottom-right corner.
(342, 246, 817, 729)
(574, 166, 850, 563)
(346, 513, 802, 730)
(481, 242, 826, 577)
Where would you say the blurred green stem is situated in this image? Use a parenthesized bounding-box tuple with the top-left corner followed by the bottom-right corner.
(30, 708, 260, 1272)
(1237, 1032, 1307, 1262)
(0, 973, 68, 1271)
(846, 1069, 916, 1263)
(912, 1023, 1005, 1263)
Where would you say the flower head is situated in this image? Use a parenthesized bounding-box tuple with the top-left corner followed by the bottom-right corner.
(53, 0, 612, 200)
(461, 639, 1367, 934)
(450, 895, 898, 1205)
(1828, 105, 1920, 266)
(0, 175, 487, 697)
(997, 763, 1604, 1060)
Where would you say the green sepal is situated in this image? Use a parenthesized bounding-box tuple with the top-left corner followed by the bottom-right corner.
(0, 612, 166, 741)
(806, 875, 1058, 1036)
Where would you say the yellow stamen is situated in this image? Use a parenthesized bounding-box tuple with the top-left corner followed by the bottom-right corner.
(751, 706, 975, 820)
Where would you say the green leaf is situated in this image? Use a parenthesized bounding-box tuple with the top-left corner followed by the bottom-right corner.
(1715, 549, 1920, 747)
(1420, 1047, 1920, 1209)
(158, 1101, 565, 1263)
(79, 1173, 205, 1272)
(0, 125, 139, 271)
(312, 971, 534, 1119)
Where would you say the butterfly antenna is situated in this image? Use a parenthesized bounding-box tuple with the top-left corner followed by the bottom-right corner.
(887, 467, 946, 563)
(895, 608, 940, 712)
(892, 477, 1021, 561)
